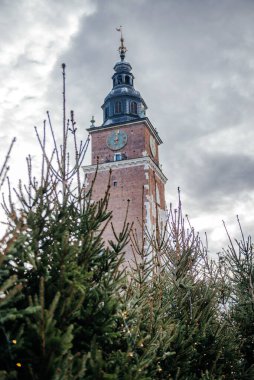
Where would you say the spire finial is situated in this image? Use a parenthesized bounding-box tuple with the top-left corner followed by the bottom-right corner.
(90, 116, 95, 127)
(116, 26, 127, 61)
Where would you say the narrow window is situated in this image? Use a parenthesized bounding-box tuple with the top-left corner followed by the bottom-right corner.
(130, 101, 137, 114)
(113, 180, 117, 187)
(105, 107, 109, 119)
(156, 183, 161, 205)
(114, 153, 122, 161)
(115, 101, 122, 114)
(117, 75, 122, 84)
(125, 75, 130, 85)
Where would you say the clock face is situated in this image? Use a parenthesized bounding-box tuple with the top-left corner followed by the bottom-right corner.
(107, 130, 128, 151)
(150, 135, 156, 157)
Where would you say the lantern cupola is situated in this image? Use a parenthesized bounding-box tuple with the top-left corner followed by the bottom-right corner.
(102, 29, 147, 126)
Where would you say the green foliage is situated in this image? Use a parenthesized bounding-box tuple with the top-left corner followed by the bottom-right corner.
(123, 200, 240, 380)
(222, 218, 254, 379)
(1, 67, 254, 379)
(0, 66, 132, 379)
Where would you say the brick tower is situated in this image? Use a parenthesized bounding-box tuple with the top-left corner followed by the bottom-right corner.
(83, 32, 167, 262)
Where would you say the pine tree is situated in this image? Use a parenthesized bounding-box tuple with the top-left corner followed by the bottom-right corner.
(222, 217, 254, 379)
(1, 63, 253, 380)
(123, 191, 239, 380)
(0, 65, 133, 379)
(0, 138, 27, 380)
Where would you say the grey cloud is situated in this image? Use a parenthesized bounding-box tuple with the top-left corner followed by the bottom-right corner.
(13, 55, 42, 68)
(2, 0, 254, 251)
(191, 152, 254, 196)
(165, 149, 254, 211)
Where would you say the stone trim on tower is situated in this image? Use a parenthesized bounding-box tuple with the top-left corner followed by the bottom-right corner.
(83, 156, 167, 185)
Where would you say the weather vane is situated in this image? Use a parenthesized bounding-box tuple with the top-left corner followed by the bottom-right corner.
(116, 25, 127, 61)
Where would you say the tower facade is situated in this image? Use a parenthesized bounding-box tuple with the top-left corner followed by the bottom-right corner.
(83, 35, 167, 262)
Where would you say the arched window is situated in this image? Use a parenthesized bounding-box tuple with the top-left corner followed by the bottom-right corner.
(117, 75, 122, 84)
(130, 101, 137, 114)
(115, 101, 122, 114)
(125, 75, 130, 85)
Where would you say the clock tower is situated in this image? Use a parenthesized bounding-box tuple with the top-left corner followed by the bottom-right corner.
(83, 33, 167, 263)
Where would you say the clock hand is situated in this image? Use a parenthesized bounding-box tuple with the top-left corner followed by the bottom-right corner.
(114, 131, 119, 143)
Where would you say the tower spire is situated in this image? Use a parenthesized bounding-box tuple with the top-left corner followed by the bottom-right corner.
(101, 30, 147, 126)
(116, 26, 127, 61)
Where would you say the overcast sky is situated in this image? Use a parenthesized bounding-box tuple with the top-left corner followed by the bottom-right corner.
(1, 0, 254, 253)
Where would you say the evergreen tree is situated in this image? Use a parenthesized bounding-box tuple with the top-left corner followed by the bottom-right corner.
(0, 138, 27, 380)
(124, 193, 239, 380)
(1, 64, 254, 380)
(222, 217, 254, 379)
(0, 65, 133, 379)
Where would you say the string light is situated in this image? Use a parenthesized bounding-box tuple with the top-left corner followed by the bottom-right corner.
(12, 340, 17, 344)
(16, 363, 22, 367)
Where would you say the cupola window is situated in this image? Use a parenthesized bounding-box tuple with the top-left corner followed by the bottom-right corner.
(117, 75, 123, 84)
(130, 101, 137, 114)
(115, 101, 122, 114)
(105, 107, 109, 119)
(125, 75, 130, 85)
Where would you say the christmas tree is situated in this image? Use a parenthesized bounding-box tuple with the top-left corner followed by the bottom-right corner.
(1, 65, 253, 380)
(0, 65, 134, 379)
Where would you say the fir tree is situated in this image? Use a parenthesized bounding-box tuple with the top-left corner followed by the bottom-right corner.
(0, 65, 132, 379)
(0, 138, 26, 380)
(222, 217, 254, 379)
(124, 191, 239, 380)
(1, 64, 254, 380)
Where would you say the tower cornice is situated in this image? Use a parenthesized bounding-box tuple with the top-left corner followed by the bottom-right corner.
(83, 156, 167, 184)
(87, 117, 163, 145)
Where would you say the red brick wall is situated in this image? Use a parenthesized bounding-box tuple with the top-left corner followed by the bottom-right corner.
(90, 121, 159, 165)
(86, 165, 146, 262)
(85, 121, 166, 263)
